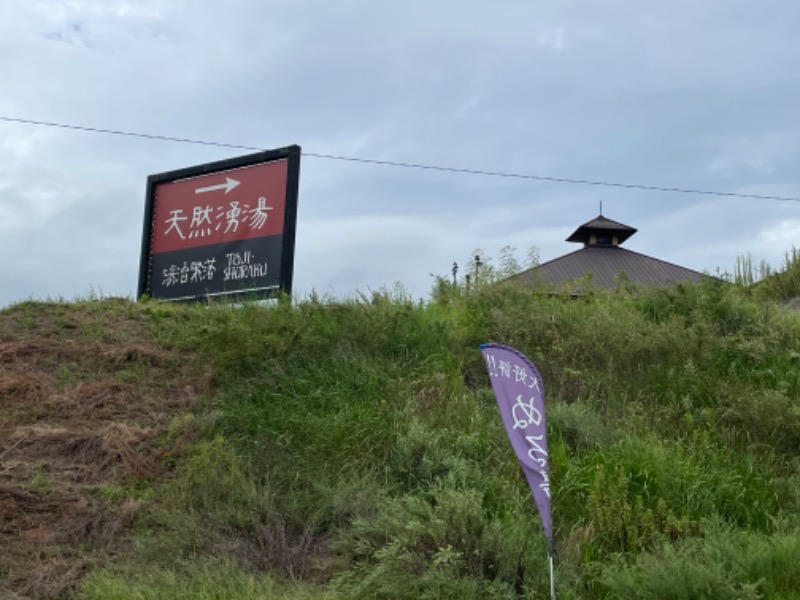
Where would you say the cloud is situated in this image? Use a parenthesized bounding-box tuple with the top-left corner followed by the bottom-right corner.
(1, 0, 800, 306)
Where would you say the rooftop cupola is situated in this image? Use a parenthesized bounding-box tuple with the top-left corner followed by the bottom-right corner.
(565, 214, 637, 248)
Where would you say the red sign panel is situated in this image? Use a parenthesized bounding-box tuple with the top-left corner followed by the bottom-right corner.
(150, 159, 288, 254)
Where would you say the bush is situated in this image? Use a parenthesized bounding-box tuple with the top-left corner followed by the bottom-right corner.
(599, 524, 800, 599)
(333, 478, 550, 599)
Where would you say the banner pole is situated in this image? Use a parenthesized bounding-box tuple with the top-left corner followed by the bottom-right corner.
(548, 541, 556, 600)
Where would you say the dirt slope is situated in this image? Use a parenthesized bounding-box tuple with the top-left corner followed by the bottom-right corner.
(0, 300, 202, 599)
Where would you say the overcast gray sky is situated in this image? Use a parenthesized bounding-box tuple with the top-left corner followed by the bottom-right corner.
(1, 1, 799, 306)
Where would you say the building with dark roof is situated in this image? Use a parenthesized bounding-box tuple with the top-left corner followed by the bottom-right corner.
(513, 213, 708, 290)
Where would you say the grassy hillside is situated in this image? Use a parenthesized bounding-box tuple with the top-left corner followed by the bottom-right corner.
(1, 278, 799, 599)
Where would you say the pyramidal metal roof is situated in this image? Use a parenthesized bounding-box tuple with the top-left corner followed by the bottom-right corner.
(512, 213, 708, 290)
(514, 245, 706, 290)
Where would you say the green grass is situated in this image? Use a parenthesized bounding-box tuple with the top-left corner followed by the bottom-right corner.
(82, 562, 334, 600)
(598, 523, 800, 600)
(5, 271, 800, 598)
(138, 282, 800, 595)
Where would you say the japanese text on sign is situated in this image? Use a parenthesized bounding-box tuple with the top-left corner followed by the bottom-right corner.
(485, 353, 550, 498)
(161, 251, 268, 289)
(163, 197, 273, 241)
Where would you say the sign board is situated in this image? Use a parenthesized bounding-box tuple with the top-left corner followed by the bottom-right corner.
(137, 146, 300, 302)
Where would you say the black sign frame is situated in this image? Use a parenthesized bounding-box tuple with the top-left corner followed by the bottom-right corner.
(137, 145, 301, 302)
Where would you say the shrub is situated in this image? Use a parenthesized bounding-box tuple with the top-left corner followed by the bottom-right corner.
(599, 524, 800, 599)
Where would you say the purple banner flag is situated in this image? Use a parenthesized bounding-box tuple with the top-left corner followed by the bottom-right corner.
(480, 343, 552, 544)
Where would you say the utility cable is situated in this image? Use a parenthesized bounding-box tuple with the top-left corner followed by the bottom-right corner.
(2, 115, 799, 203)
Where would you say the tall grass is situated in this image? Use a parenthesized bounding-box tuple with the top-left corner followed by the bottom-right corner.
(83, 561, 334, 600)
(69, 275, 800, 598)
(599, 523, 800, 599)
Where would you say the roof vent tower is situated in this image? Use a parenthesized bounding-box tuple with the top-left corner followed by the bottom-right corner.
(565, 215, 637, 248)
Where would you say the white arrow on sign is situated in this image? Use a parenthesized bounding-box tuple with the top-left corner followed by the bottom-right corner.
(195, 177, 241, 195)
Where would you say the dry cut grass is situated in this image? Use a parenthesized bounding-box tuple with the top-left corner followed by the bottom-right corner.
(0, 300, 205, 599)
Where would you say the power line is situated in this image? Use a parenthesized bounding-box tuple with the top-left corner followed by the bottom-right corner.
(0, 116, 263, 152)
(2, 115, 799, 203)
